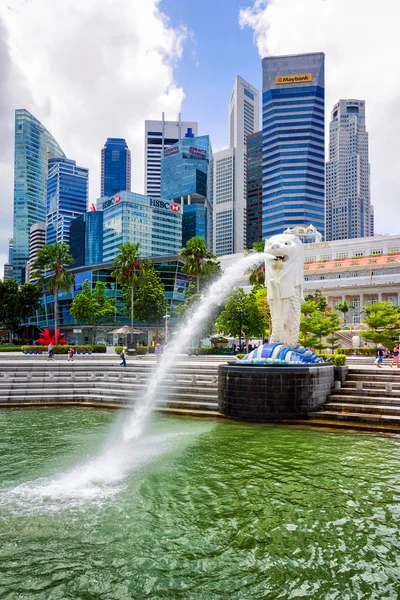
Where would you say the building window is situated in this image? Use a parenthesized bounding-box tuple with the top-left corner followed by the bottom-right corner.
(370, 249, 383, 256)
(336, 252, 348, 259)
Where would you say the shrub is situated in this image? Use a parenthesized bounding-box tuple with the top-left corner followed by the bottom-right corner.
(336, 348, 345, 354)
(0, 345, 22, 352)
(187, 347, 214, 355)
(332, 354, 346, 366)
(136, 346, 148, 355)
(92, 344, 107, 353)
(115, 346, 123, 355)
(148, 346, 155, 354)
(22, 345, 93, 354)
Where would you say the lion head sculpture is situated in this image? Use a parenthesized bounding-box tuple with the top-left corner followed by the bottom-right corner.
(264, 233, 304, 302)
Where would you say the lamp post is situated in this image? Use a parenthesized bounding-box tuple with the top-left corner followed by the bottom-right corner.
(163, 314, 170, 344)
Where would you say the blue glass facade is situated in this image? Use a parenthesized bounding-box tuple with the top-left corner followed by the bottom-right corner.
(13, 109, 65, 283)
(101, 138, 131, 197)
(70, 211, 103, 268)
(262, 53, 325, 239)
(160, 135, 213, 247)
(46, 158, 89, 246)
(102, 192, 182, 262)
(246, 131, 263, 248)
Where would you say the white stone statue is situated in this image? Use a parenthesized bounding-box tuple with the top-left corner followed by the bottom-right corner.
(264, 233, 305, 348)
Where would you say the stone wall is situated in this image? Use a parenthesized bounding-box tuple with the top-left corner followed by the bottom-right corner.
(218, 364, 335, 422)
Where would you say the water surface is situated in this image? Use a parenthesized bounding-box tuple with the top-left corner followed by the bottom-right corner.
(1, 409, 400, 599)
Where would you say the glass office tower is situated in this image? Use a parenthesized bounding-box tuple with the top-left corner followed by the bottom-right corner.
(101, 138, 131, 197)
(70, 211, 104, 268)
(262, 53, 325, 239)
(13, 109, 65, 283)
(46, 158, 89, 245)
(246, 131, 263, 248)
(160, 135, 213, 247)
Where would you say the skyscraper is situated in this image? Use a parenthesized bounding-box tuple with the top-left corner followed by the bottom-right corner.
(262, 53, 325, 239)
(161, 135, 213, 247)
(70, 211, 104, 268)
(46, 158, 89, 245)
(213, 148, 235, 256)
(246, 131, 263, 248)
(3, 239, 14, 280)
(13, 109, 65, 283)
(100, 138, 131, 197)
(326, 99, 373, 240)
(228, 76, 259, 252)
(144, 114, 198, 197)
(26, 223, 46, 281)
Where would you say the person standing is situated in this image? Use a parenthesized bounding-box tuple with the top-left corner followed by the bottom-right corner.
(67, 348, 74, 362)
(119, 346, 127, 368)
(155, 343, 161, 363)
(47, 342, 54, 361)
(390, 344, 399, 368)
(375, 343, 384, 368)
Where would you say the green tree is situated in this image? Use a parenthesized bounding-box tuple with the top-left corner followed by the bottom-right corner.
(0, 279, 42, 341)
(326, 335, 341, 353)
(131, 259, 167, 342)
(32, 242, 74, 345)
(336, 300, 350, 326)
(111, 242, 142, 344)
(247, 241, 266, 287)
(215, 288, 264, 347)
(299, 301, 341, 351)
(69, 280, 115, 344)
(360, 302, 400, 348)
(179, 237, 219, 294)
(304, 289, 327, 312)
(253, 286, 271, 342)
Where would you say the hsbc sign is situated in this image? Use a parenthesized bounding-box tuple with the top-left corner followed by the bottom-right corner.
(103, 195, 121, 210)
(149, 199, 181, 212)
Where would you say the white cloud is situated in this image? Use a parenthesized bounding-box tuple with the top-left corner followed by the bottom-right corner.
(0, 0, 187, 278)
(239, 0, 400, 236)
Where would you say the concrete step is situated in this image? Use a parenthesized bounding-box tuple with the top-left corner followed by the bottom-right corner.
(0, 381, 218, 392)
(334, 387, 400, 398)
(328, 393, 400, 404)
(327, 394, 400, 406)
(324, 402, 400, 416)
(285, 418, 400, 434)
(308, 410, 400, 425)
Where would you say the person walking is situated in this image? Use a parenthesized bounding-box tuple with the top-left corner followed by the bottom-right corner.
(390, 344, 399, 368)
(119, 346, 127, 368)
(47, 342, 54, 361)
(67, 347, 74, 362)
(155, 343, 161, 363)
(375, 343, 384, 368)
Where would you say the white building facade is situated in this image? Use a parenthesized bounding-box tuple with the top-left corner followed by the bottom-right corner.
(213, 77, 259, 256)
(213, 148, 235, 256)
(219, 232, 400, 326)
(326, 99, 373, 241)
(144, 114, 198, 198)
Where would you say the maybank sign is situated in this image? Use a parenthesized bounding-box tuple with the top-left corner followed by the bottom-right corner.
(275, 74, 313, 85)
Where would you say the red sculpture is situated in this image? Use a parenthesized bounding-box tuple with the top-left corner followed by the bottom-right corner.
(36, 328, 67, 345)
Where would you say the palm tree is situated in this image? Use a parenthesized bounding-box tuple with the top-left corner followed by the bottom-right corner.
(32, 243, 75, 345)
(111, 242, 142, 344)
(179, 237, 217, 294)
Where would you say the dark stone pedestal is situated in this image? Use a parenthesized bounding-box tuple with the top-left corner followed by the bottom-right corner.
(218, 363, 334, 422)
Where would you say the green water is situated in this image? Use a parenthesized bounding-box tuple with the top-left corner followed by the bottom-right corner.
(1, 410, 400, 599)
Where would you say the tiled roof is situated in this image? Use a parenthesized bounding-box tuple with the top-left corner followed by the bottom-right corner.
(304, 254, 400, 273)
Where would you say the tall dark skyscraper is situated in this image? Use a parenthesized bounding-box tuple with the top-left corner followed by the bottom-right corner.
(262, 53, 325, 239)
(13, 109, 65, 283)
(246, 130, 263, 248)
(101, 138, 131, 197)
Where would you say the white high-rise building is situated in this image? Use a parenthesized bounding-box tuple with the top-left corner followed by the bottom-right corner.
(144, 114, 198, 197)
(213, 76, 259, 255)
(213, 148, 235, 256)
(326, 99, 373, 241)
(26, 222, 46, 282)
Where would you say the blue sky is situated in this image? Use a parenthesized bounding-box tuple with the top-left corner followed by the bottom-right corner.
(161, 0, 262, 149)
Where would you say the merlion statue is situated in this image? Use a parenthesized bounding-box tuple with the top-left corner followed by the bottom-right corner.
(264, 233, 304, 348)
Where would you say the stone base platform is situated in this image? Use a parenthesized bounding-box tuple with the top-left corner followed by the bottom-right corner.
(218, 363, 334, 422)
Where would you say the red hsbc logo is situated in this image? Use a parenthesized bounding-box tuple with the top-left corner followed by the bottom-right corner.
(170, 204, 181, 212)
(114, 195, 120, 202)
